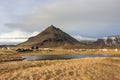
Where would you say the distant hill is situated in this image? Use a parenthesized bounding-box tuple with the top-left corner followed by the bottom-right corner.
(17, 25, 82, 48)
(94, 35, 120, 47)
(77, 35, 120, 48)
(79, 40, 96, 45)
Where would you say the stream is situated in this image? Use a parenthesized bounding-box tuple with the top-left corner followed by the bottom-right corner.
(1, 54, 118, 64)
(23, 54, 109, 61)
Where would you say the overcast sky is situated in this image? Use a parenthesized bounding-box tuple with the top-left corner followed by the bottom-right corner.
(0, 0, 120, 45)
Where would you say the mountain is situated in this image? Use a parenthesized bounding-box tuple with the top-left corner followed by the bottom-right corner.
(95, 35, 120, 46)
(79, 40, 96, 45)
(17, 25, 81, 48)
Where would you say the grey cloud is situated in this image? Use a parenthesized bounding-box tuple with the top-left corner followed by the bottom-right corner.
(7, 0, 120, 37)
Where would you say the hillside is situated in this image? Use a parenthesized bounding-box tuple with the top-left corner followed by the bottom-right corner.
(95, 35, 120, 46)
(17, 25, 81, 48)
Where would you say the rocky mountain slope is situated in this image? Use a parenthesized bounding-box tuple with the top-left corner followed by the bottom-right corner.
(95, 35, 120, 46)
(17, 25, 81, 48)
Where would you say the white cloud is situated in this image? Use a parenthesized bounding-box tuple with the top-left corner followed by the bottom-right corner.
(73, 35, 96, 41)
(0, 30, 39, 45)
(0, 0, 119, 46)
(0, 30, 39, 38)
(6, 0, 120, 37)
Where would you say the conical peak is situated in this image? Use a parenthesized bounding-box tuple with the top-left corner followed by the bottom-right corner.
(18, 25, 80, 48)
(48, 25, 57, 29)
(50, 25, 55, 27)
(45, 25, 60, 32)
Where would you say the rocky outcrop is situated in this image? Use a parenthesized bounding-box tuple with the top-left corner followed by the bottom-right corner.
(95, 35, 120, 46)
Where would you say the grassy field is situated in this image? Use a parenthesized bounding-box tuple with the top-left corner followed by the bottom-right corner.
(0, 58, 120, 80)
(0, 49, 120, 80)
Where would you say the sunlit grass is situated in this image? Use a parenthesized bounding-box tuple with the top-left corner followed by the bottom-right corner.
(0, 58, 120, 80)
(0, 49, 120, 80)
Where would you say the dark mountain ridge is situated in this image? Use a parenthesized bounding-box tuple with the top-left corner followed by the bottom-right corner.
(18, 25, 81, 48)
(95, 35, 120, 46)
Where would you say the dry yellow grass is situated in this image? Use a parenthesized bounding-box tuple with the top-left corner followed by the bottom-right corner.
(0, 58, 120, 80)
(0, 48, 120, 80)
